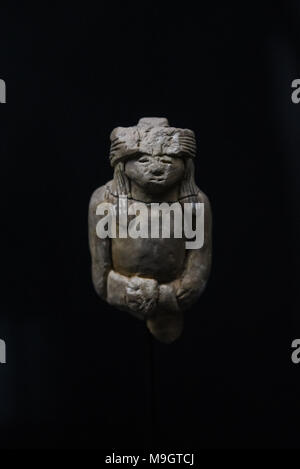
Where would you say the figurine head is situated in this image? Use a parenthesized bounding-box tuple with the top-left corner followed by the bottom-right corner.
(109, 118, 198, 200)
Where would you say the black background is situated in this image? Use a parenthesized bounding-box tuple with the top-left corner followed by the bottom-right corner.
(0, 2, 300, 449)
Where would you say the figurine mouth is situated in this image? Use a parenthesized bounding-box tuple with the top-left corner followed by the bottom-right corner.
(149, 177, 166, 182)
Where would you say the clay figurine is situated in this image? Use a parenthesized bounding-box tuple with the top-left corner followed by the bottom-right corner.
(88, 118, 212, 343)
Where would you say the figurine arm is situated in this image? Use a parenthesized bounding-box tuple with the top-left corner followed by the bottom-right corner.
(89, 186, 159, 316)
(158, 191, 212, 312)
(88, 185, 112, 300)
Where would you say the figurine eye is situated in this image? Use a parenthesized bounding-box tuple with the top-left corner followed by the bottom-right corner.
(161, 158, 172, 164)
(139, 157, 150, 163)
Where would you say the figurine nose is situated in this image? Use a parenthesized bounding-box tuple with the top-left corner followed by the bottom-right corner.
(151, 165, 164, 176)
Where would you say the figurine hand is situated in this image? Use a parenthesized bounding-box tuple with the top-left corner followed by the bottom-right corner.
(158, 282, 180, 313)
(126, 276, 158, 319)
(176, 279, 203, 310)
(158, 279, 193, 312)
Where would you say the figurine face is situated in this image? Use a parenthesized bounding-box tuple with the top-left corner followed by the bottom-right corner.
(125, 154, 185, 194)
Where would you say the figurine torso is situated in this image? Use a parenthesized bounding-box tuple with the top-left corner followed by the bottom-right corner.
(112, 236, 186, 283)
(111, 195, 186, 283)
